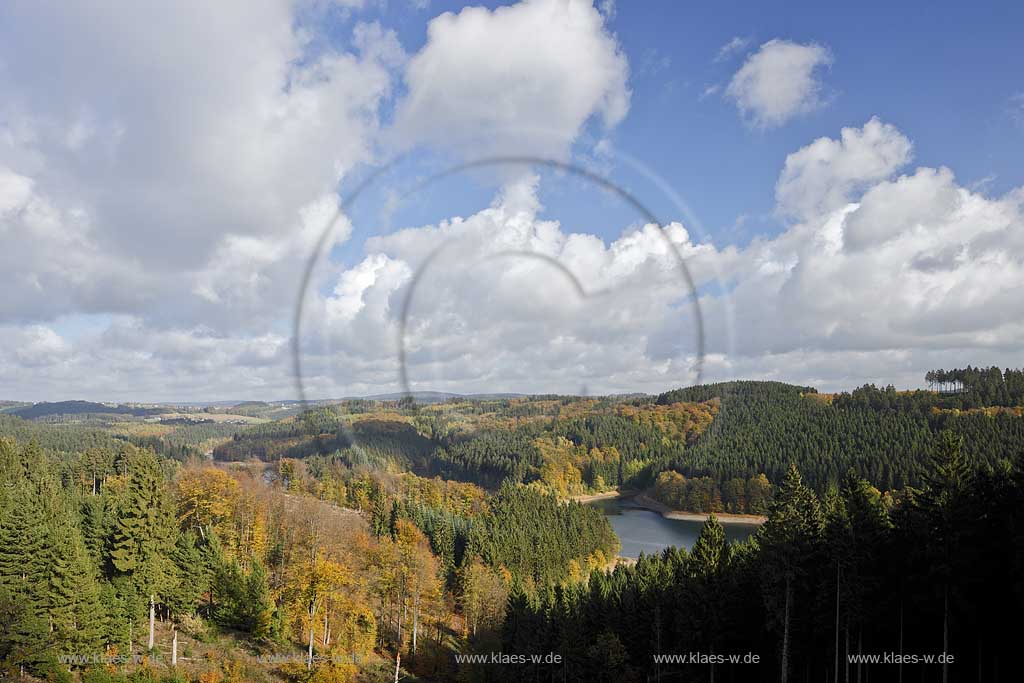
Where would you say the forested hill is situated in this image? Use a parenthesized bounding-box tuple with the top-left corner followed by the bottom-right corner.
(651, 375, 1024, 504)
(203, 372, 1024, 515)
(8, 400, 162, 420)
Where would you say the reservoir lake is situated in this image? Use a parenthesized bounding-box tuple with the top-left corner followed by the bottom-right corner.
(588, 496, 761, 558)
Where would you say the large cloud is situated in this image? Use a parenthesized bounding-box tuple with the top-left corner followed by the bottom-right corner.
(390, 0, 630, 159)
(0, 1, 393, 328)
(726, 39, 833, 128)
(5, 113, 1022, 399)
(1, 3, 1019, 401)
(775, 117, 914, 221)
(698, 120, 1023, 371)
(299, 175, 724, 397)
(300, 119, 1023, 397)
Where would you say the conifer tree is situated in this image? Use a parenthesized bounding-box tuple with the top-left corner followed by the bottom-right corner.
(0, 481, 51, 676)
(106, 446, 177, 645)
(759, 465, 824, 683)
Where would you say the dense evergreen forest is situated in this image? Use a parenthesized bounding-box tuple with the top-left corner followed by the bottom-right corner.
(654, 375, 1024, 503)
(213, 368, 1024, 515)
(500, 436, 1024, 682)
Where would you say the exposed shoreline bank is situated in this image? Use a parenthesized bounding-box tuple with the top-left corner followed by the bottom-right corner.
(576, 490, 767, 525)
(570, 489, 627, 504)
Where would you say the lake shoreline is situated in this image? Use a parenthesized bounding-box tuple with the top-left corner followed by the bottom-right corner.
(625, 493, 767, 525)
(573, 490, 768, 525)
(570, 489, 625, 504)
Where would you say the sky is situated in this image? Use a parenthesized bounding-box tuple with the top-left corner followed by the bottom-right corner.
(1, 0, 1022, 402)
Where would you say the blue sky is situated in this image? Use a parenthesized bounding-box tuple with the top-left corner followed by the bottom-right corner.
(339, 0, 1024, 249)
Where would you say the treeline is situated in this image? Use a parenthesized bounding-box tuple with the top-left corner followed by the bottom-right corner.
(651, 470, 772, 514)
(212, 413, 434, 471)
(653, 380, 1024, 497)
(0, 436, 447, 682)
(0, 414, 118, 455)
(499, 434, 1024, 682)
(465, 484, 619, 587)
(434, 429, 543, 488)
(925, 365, 1024, 407)
(293, 450, 618, 588)
(432, 401, 714, 492)
(10, 400, 162, 420)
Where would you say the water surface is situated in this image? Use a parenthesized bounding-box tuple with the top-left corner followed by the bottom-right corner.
(589, 496, 760, 558)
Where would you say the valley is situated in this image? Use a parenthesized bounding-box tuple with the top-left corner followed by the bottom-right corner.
(1, 366, 1022, 682)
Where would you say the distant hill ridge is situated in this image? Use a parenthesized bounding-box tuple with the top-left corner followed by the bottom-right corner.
(9, 400, 162, 420)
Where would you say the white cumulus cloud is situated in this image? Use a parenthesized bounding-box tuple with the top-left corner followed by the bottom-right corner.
(726, 39, 833, 128)
(391, 0, 630, 159)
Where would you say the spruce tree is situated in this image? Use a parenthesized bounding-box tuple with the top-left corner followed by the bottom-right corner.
(106, 446, 177, 641)
(0, 482, 51, 676)
(758, 465, 824, 683)
(43, 492, 106, 656)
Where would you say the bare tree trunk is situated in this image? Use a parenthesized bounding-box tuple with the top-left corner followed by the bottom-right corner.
(394, 607, 403, 683)
(397, 596, 404, 647)
(942, 585, 949, 683)
(308, 621, 315, 670)
(857, 629, 863, 683)
(413, 593, 419, 655)
(781, 576, 792, 683)
(977, 635, 982, 683)
(835, 564, 841, 683)
(307, 600, 316, 670)
(898, 599, 904, 683)
(845, 621, 850, 683)
(172, 627, 178, 667)
(148, 595, 155, 650)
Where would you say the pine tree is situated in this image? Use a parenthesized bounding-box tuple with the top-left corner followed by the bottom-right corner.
(0, 482, 51, 676)
(690, 514, 728, 578)
(167, 530, 209, 615)
(247, 558, 275, 641)
(431, 516, 456, 583)
(106, 446, 177, 644)
(108, 447, 174, 575)
(371, 496, 389, 538)
(44, 493, 106, 655)
(759, 465, 824, 683)
(0, 583, 50, 678)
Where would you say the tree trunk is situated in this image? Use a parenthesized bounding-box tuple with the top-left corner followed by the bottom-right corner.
(898, 599, 904, 683)
(977, 634, 982, 683)
(308, 620, 315, 670)
(781, 575, 792, 683)
(307, 599, 316, 670)
(834, 564, 841, 683)
(845, 621, 850, 683)
(857, 628, 863, 683)
(397, 597, 404, 647)
(413, 594, 419, 655)
(394, 607, 403, 682)
(172, 627, 178, 667)
(942, 585, 949, 683)
(148, 595, 155, 650)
